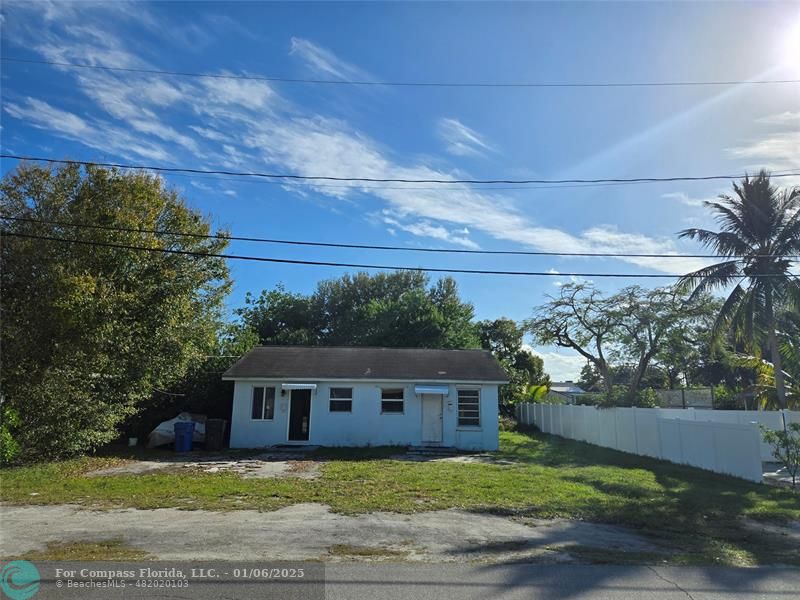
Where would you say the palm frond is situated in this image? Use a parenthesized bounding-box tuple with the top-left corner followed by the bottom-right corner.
(678, 260, 741, 298)
(678, 228, 754, 257)
(704, 200, 758, 244)
(711, 283, 746, 341)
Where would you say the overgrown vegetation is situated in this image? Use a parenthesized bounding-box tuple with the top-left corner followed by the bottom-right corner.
(679, 170, 799, 409)
(1, 431, 797, 565)
(1, 164, 231, 462)
(527, 172, 799, 408)
(761, 422, 800, 489)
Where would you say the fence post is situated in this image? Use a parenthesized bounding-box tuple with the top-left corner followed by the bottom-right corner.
(633, 407, 640, 454)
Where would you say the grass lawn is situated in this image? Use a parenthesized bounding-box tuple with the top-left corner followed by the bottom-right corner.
(2, 429, 798, 565)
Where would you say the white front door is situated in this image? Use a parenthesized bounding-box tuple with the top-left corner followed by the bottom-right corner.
(421, 394, 443, 444)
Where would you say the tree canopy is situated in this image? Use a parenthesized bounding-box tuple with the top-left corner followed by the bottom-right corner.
(527, 283, 715, 403)
(678, 171, 800, 408)
(1, 163, 231, 460)
(237, 271, 480, 349)
(477, 318, 549, 405)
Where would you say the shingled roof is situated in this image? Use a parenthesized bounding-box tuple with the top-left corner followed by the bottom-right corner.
(222, 346, 508, 382)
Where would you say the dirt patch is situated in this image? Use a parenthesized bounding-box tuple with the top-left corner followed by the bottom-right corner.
(0, 503, 665, 564)
(391, 453, 518, 465)
(84, 454, 323, 480)
(742, 518, 800, 545)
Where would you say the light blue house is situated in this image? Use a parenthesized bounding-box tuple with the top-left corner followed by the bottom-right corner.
(222, 346, 508, 451)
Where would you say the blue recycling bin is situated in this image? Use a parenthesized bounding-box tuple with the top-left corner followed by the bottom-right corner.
(174, 421, 195, 452)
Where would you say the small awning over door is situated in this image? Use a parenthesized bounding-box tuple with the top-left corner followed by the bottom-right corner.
(414, 384, 449, 395)
(281, 383, 318, 391)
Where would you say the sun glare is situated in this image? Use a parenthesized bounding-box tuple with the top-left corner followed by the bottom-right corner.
(780, 18, 800, 74)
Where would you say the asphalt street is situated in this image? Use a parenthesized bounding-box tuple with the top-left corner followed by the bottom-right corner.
(24, 562, 800, 600)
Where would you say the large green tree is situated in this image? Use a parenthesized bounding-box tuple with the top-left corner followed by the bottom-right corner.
(477, 318, 549, 405)
(238, 271, 480, 349)
(528, 283, 712, 403)
(1, 163, 231, 460)
(678, 171, 800, 408)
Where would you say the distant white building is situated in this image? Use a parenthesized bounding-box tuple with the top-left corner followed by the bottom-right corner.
(223, 346, 508, 451)
(545, 381, 587, 404)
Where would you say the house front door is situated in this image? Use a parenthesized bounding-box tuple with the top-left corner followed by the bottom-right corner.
(421, 394, 443, 444)
(288, 389, 311, 441)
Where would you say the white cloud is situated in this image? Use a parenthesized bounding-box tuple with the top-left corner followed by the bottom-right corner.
(202, 76, 275, 110)
(661, 191, 710, 208)
(527, 346, 586, 381)
(190, 126, 228, 142)
(190, 181, 213, 192)
(437, 118, 494, 157)
(223, 190, 237, 197)
(289, 37, 373, 81)
(727, 131, 800, 170)
(3, 97, 170, 161)
(2, 12, 712, 278)
(235, 112, 709, 274)
(756, 111, 800, 125)
(4, 98, 89, 138)
(381, 213, 479, 249)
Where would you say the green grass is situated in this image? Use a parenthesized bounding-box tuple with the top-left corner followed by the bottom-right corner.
(2, 430, 798, 565)
(12, 539, 152, 561)
(328, 544, 410, 559)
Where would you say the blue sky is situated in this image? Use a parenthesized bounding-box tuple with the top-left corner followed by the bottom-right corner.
(2, 1, 798, 379)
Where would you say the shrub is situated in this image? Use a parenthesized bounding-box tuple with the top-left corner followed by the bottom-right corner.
(499, 415, 518, 432)
(636, 388, 660, 408)
(712, 384, 738, 410)
(760, 423, 800, 489)
(0, 404, 21, 465)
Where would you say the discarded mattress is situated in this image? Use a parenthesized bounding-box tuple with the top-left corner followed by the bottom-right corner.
(147, 412, 206, 448)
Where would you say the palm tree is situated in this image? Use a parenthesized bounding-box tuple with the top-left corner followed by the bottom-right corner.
(678, 171, 800, 409)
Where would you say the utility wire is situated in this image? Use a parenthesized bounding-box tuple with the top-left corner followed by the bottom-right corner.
(3, 57, 799, 88)
(4, 216, 799, 260)
(3, 154, 800, 186)
(2, 231, 794, 279)
(169, 169, 657, 192)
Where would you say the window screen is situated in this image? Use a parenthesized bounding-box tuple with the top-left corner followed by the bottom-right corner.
(457, 389, 480, 427)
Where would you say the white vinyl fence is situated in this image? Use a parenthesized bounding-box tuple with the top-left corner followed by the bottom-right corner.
(517, 404, 800, 483)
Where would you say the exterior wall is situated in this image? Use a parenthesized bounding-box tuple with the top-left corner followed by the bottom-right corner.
(229, 379, 499, 451)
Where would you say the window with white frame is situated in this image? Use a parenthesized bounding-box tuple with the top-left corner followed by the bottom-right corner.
(381, 388, 404, 413)
(457, 389, 480, 427)
(329, 387, 353, 412)
(251, 386, 275, 420)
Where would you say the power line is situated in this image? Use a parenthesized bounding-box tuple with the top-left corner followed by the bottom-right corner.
(2, 231, 793, 279)
(169, 169, 658, 192)
(4, 57, 799, 89)
(4, 216, 799, 260)
(3, 154, 800, 186)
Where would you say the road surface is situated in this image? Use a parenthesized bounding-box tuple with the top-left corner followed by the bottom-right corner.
(21, 562, 800, 599)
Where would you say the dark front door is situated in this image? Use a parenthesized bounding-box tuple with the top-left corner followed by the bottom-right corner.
(288, 389, 311, 441)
